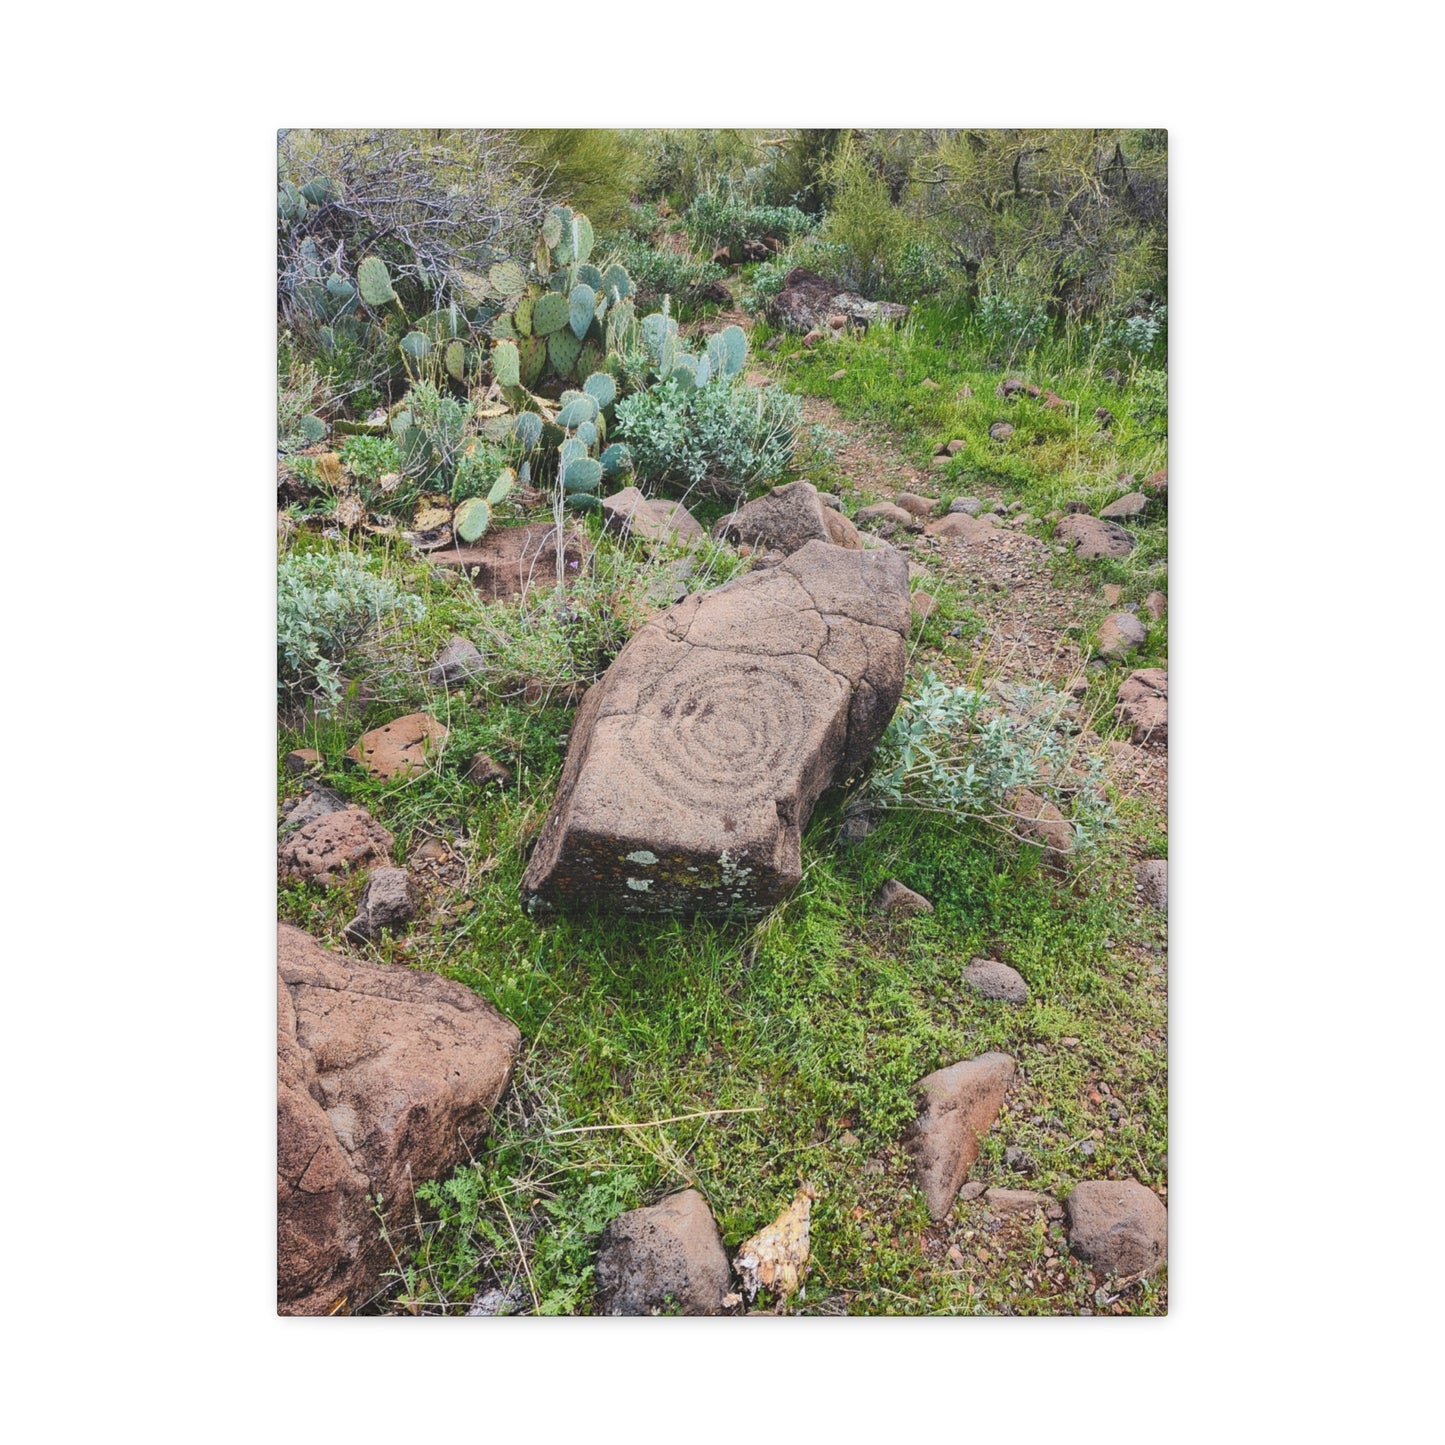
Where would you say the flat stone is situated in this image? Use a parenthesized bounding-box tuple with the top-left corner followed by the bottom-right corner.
(906, 1053, 1017, 1220)
(283, 748, 323, 776)
(427, 635, 483, 690)
(600, 486, 705, 547)
(279, 783, 348, 835)
(279, 806, 394, 886)
(713, 480, 861, 555)
(988, 422, 1015, 441)
(432, 521, 590, 600)
(1136, 858, 1168, 911)
(1145, 591, 1167, 621)
(984, 1188, 1052, 1215)
(873, 878, 934, 918)
(343, 866, 416, 943)
(1065, 1178, 1168, 1279)
(277, 925, 519, 1315)
(925, 512, 994, 542)
(1101, 584, 1124, 606)
(1100, 491, 1148, 520)
(963, 957, 1029, 1004)
(911, 591, 937, 621)
(949, 497, 983, 516)
(958, 1180, 988, 1203)
(895, 492, 940, 518)
(594, 1190, 731, 1316)
(346, 713, 448, 781)
(1096, 612, 1148, 661)
(1055, 514, 1135, 559)
(1115, 669, 1168, 746)
(521, 541, 910, 917)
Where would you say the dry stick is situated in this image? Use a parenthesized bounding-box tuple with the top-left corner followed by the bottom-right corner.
(495, 1189, 541, 1316)
(547, 1106, 764, 1137)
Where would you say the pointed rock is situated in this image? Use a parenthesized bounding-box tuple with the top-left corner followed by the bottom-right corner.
(595, 1190, 731, 1316)
(906, 1052, 1016, 1219)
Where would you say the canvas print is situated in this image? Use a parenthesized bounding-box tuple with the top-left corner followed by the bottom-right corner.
(276, 128, 1168, 1317)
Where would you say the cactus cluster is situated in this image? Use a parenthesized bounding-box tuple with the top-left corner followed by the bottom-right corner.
(479, 205, 637, 391)
(476, 209, 751, 511)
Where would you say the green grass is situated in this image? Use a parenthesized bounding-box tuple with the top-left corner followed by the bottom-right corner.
(279, 535, 1169, 1315)
(754, 302, 1169, 599)
(278, 312, 1169, 1318)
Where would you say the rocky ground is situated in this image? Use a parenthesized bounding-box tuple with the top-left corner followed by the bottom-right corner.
(277, 293, 1168, 1317)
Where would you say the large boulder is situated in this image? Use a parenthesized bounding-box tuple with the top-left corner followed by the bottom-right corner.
(432, 521, 589, 600)
(712, 480, 861, 555)
(769, 267, 908, 334)
(594, 1190, 732, 1315)
(521, 541, 911, 917)
(277, 924, 520, 1315)
(906, 1052, 1016, 1220)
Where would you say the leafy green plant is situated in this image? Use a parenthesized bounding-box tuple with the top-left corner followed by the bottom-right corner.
(863, 672, 1114, 849)
(339, 433, 401, 483)
(684, 188, 817, 254)
(277, 550, 425, 711)
(608, 236, 725, 304)
(614, 374, 803, 498)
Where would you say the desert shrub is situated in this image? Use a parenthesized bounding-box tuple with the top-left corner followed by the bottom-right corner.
(1085, 298, 1168, 367)
(518, 129, 643, 228)
(277, 550, 425, 711)
(818, 142, 912, 297)
(277, 343, 330, 450)
(338, 434, 401, 482)
(608, 236, 725, 303)
(969, 290, 1052, 360)
(863, 672, 1114, 850)
(635, 129, 769, 205)
(276, 129, 545, 400)
(683, 188, 818, 254)
(614, 377, 805, 498)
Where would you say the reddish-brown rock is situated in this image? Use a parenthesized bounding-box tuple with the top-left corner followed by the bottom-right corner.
(1055, 514, 1135, 559)
(894, 492, 940, 518)
(346, 713, 448, 781)
(713, 480, 861, 555)
(1096, 612, 1148, 660)
(277, 925, 520, 1315)
(925, 511, 995, 543)
(594, 1190, 732, 1316)
(279, 806, 394, 886)
(521, 541, 911, 917)
(432, 521, 589, 600)
(1005, 787, 1074, 864)
(1100, 491, 1148, 520)
(1115, 668, 1168, 745)
(600, 486, 705, 547)
(872, 878, 934, 918)
(856, 502, 916, 529)
(906, 1053, 1017, 1219)
(1065, 1179, 1168, 1279)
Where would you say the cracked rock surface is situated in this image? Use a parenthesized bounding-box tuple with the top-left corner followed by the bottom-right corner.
(521, 540, 910, 917)
(276, 924, 519, 1315)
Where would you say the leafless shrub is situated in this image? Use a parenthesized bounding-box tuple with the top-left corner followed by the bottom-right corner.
(276, 129, 547, 329)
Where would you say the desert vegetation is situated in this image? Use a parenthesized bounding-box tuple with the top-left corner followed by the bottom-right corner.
(277, 127, 1169, 1317)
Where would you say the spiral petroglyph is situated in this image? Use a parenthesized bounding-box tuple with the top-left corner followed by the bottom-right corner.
(522, 540, 911, 917)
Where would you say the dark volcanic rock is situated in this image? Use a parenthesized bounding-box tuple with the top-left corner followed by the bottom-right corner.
(1115, 668, 1168, 746)
(428, 636, 484, 690)
(872, 879, 934, 918)
(594, 1190, 732, 1316)
(521, 541, 911, 917)
(342, 867, 416, 943)
(277, 925, 519, 1315)
(278, 806, 394, 886)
